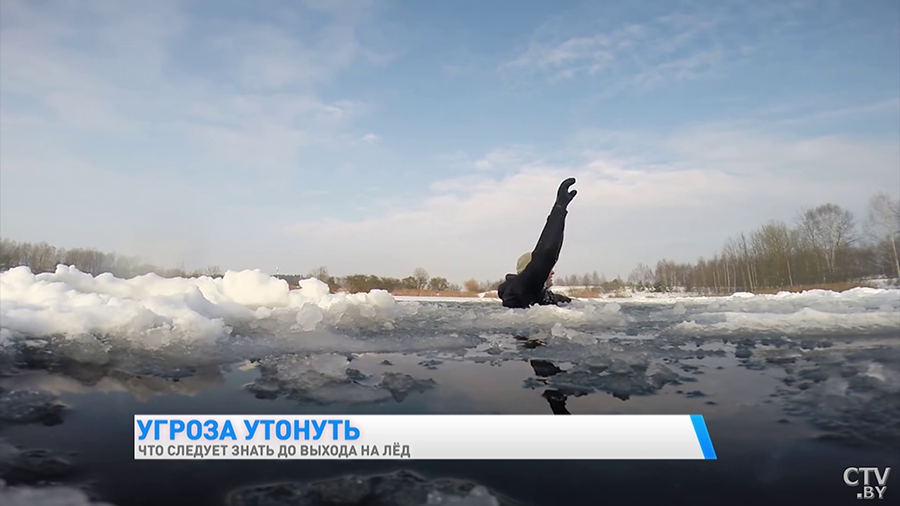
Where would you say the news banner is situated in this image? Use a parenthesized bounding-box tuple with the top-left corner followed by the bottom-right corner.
(135, 414, 717, 460)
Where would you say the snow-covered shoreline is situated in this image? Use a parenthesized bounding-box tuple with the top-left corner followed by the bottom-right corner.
(2, 266, 898, 352)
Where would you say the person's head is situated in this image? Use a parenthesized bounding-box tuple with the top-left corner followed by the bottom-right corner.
(516, 252, 554, 287)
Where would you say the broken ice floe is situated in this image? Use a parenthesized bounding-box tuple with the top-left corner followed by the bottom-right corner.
(0, 389, 66, 428)
(0, 439, 76, 484)
(0, 482, 115, 506)
(523, 355, 697, 401)
(244, 353, 436, 404)
(774, 348, 900, 449)
(226, 469, 519, 506)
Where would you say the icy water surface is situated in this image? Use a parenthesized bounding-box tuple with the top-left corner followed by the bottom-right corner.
(1, 274, 899, 505)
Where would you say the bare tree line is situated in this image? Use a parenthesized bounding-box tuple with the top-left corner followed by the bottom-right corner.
(0, 239, 472, 294)
(286, 266, 465, 294)
(0, 239, 222, 279)
(557, 193, 900, 293)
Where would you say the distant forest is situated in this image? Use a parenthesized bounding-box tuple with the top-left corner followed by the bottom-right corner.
(1, 193, 897, 295)
(557, 193, 900, 293)
(0, 240, 225, 280)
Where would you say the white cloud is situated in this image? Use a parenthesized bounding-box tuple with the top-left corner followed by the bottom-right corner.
(428, 175, 492, 194)
(442, 63, 477, 77)
(436, 150, 470, 164)
(0, 0, 384, 174)
(361, 133, 381, 144)
(213, 22, 362, 91)
(767, 97, 900, 127)
(436, 146, 538, 172)
(503, 24, 647, 81)
(284, 126, 899, 283)
(630, 47, 724, 88)
(472, 146, 535, 171)
(499, 1, 816, 93)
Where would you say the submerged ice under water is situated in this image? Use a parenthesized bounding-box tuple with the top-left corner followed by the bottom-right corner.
(0, 266, 898, 505)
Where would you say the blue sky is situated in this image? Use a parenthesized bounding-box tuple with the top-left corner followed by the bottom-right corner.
(1, 0, 898, 283)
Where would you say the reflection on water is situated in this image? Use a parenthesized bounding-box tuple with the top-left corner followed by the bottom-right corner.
(0, 367, 225, 402)
(528, 359, 570, 415)
(0, 341, 898, 505)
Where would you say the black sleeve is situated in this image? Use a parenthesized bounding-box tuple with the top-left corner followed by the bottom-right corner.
(517, 205, 567, 297)
(554, 292, 572, 304)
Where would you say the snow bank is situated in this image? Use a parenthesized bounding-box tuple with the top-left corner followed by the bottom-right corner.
(0, 266, 401, 350)
(669, 308, 899, 337)
(395, 296, 495, 303)
(865, 277, 899, 289)
(662, 288, 900, 337)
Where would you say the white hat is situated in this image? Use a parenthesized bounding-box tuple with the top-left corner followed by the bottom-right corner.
(516, 252, 532, 274)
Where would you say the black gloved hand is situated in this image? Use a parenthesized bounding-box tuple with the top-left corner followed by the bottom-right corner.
(555, 177, 577, 209)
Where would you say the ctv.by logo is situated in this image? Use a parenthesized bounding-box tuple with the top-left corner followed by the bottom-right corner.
(844, 467, 890, 500)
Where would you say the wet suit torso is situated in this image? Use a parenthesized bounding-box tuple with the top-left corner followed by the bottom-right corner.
(497, 203, 573, 308)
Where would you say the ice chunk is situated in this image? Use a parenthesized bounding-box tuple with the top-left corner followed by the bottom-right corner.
(601, 302, 621, 314)
(270, 353, 351, 382)
(218, 269, 290, 308)
(0, 390, 65, 427)
(380, 372, 437, 402)
(863, 362, 900, 390)
(0, 266, 404, 351)
(529, 356, 691, 401)
(735, 347, 753, 359)
(0, 329, 12, 347)
(0, 438, 17, 462)
(426, 486, 501, 505)
(0, 484, 116, 506)
(244, 354, 435, 404)
(667, 307, 900, 338)
(419, 359, 443, 370)
(225, 470, 511, 506)
(0, 439, 75, 483)
(769, 348, 900, 449)
(293, 304, 325, 331)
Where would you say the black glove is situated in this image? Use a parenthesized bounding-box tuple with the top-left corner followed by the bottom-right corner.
(555, 177, 577, 209)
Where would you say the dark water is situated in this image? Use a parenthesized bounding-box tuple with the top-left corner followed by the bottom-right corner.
(1, 344, 897, 506)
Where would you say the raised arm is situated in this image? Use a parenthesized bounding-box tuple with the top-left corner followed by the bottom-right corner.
(517, 178, 577, 291)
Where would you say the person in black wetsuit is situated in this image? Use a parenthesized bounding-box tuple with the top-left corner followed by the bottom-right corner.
(497, 177, 577, 308)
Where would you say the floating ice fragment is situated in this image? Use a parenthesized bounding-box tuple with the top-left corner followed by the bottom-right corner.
(0, 484, 116, 506)
(244, 354, 436, 405)
(225, 470, 512, 506)
(601, 303, 621, 314)
(0, 390, 66, 427)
